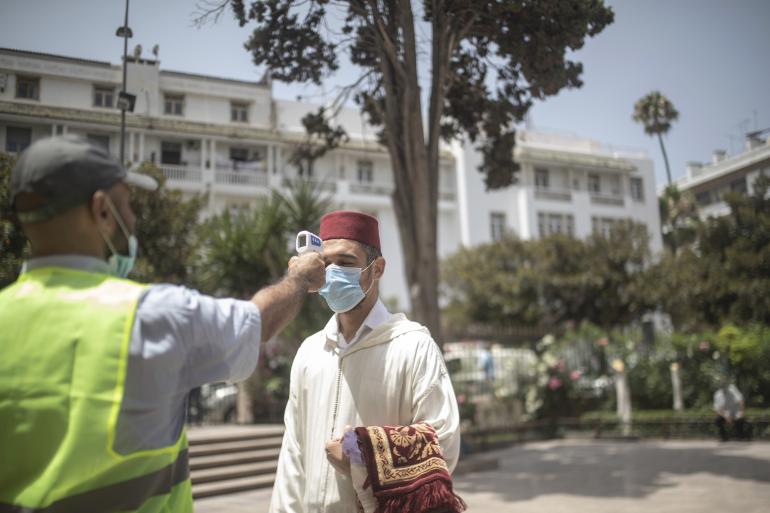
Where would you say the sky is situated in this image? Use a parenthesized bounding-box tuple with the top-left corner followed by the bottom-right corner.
(1, 0, 768, 187)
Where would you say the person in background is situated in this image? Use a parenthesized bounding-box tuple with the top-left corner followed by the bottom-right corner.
(0, 135, 325, 513)
(713, 377, 748, 441)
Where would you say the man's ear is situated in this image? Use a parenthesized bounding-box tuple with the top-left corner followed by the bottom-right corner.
(373, 257, 385, 280)
(90, 190, 114, 231)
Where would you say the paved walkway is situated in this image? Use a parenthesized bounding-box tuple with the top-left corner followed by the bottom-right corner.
(194, 439, 770, 512)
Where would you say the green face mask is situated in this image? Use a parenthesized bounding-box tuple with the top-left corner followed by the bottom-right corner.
(99, 196, 138, 279)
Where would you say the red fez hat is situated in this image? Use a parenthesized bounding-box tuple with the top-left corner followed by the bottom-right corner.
(320, 210, 380, 251)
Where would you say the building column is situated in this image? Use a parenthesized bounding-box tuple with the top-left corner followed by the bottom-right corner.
(138, 132, 145, 163)
(127, 131, 135, 164)
(201, 137, 208, 173)
(206, 139, 216, 215)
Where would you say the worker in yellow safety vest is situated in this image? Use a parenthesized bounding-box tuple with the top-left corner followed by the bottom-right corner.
(0, 135, 325, 512)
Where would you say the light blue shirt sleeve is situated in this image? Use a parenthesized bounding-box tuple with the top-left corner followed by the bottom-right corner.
(131, 284, 262, 388)
(115, 284, 262, 454)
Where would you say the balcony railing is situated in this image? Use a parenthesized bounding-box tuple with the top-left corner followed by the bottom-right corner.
(349, 182, 394, 195)
(348, 181, 456, 201)
(160, 165, 202, 183)
(534, 185, 571, 201)
(590, 192, 624, 206)
(439, 190, 456, 201)
(215, 170, 269, 187)
(281, 177, 337, 192)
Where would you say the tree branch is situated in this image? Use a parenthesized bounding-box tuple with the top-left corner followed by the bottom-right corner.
(192, 0, 231, 28)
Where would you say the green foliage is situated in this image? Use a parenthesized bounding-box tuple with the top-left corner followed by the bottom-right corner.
(0, 153, 28, 288)
(582, 408, 770, 422)
(274, 177, 336, 235)
(288, 108, 348, 177)
(632, 91, 679, 137)
(713, 324, 770, 406)
(129, 163, 206, 284)
(654, 176, 770, 328)
(442, 221, 653, 331)
(193, 194, 289, 298)
(658, 184, 699, 254)
(230, 0, 614, 187)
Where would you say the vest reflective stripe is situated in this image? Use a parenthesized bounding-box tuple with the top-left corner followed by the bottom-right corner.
(0, 268, 192, 512)
(0, 449, 189, 513)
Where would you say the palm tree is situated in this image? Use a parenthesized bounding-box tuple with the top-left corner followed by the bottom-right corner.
(658, 185, 699, 254)
(633, 91, 679, 186)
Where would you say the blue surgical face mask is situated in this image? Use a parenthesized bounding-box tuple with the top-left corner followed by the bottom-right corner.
(319, 261, 376, 313)
(99, 196, 138, 279)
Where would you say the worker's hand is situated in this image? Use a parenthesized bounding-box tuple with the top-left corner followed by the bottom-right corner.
(325, 437, 351, 475)
(288, 252, 325, 293)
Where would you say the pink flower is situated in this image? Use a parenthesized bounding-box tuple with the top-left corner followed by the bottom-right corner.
(570, 370, 582, 381)
(548, 377, 563, 390)
(557, 360, 567, 372)
(699, 340, 710, 352)
(457, 394, 466, 405)
(596, 337, 609, 347)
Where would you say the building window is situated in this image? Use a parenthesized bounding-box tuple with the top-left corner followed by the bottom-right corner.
(538, 212, 574, 237)
(630, 177, 644, 201)
(231, 102, 249, 123)
(16, 76, 40, 100)
(93, 85, 115, 108)
(87, 134, 110, 151)
(357, 160, 373, 183)
(695, 191, 712, 206)
(588, 173, 601, 194)
(730, 177, 747, 194)
(609, 175, 621, 196)
(592, 216, 620, 238)
(490, 212, 506, 241)
(5, 126, 32, 153)
(161, 141, 182, 165)
(535, 167, 549, 189)
(230, 147, 249, 162)
(164, 94, 184, 116)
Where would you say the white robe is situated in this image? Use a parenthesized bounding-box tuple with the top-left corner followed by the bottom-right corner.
(269, 313, 461, 513)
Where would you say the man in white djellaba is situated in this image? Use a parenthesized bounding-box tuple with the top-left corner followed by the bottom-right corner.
(269, 210, 461, 513)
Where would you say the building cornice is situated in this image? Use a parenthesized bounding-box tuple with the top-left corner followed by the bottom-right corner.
(0, 100, 410, 156)
(514, 145, 636, 172)
(675, 144, 770, 191)
(0, 47, 113, 69)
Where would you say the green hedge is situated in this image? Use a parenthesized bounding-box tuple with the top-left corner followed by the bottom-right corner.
(581, 408, 770, 422)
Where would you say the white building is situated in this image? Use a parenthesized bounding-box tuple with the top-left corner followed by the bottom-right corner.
(673, 133, 770, 220)
(0, 47, 663, 309)
(458, 131, 663, 253)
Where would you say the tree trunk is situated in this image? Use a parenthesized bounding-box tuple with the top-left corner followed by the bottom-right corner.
(370, 0, 445, 346)
(236, 381, 254, 424)
(657, 133, 673, 186)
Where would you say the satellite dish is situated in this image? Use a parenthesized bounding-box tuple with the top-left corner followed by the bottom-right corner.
(152, 44, 159, 58)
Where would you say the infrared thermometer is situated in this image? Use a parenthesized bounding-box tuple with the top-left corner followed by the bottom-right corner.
(296, 230, 323, 254)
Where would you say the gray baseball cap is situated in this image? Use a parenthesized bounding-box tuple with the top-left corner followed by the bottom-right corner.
(10, 135, 157, 223)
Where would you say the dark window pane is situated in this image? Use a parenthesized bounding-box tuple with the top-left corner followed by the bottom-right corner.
(161, 142, 182, 164)
(6, 126, 32, 152)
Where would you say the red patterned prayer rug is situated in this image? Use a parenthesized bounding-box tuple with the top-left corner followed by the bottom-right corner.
(354, 422, 466, 513)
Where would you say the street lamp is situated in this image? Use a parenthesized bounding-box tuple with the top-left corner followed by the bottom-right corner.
(115, 0, 135, 165)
